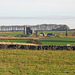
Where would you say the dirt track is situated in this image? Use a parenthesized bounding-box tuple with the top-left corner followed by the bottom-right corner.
(0, 42, 38, 46)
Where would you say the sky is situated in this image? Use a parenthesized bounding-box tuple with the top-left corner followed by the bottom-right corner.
(0, 0, 75, 29)
(0, 0, 75, 17)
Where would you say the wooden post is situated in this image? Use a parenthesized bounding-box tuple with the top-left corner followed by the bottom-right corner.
(66, 27, 68, 36)
(36, 31, 38, 37)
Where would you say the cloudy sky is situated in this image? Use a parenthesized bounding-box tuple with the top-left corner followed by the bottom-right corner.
(0, 0, 75, 17)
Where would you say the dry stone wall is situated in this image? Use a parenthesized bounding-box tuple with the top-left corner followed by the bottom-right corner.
(0, 44, 75, 50)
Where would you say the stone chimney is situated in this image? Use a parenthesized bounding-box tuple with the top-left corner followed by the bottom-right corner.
(24, 25, 26, 35)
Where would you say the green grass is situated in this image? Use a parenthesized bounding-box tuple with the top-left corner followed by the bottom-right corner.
(38, 30, 75, 36)
(0, 49, 75, 75)
(0, 30, 75, 46)
(39, 38, 75, 46)
(0, 31, 23, 36)
(0, 38, 75, 46)
(0, 30, 75, 36)
(0, 39, 29, 43)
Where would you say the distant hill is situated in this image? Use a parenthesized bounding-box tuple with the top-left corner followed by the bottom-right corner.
(70, 29, 75, 30)
(30, 24, 70, 31)
(0, 24, 70, 31)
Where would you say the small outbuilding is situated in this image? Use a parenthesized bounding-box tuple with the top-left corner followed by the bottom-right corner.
(47, 33, 55, 36)
(40, 33, 45, 36)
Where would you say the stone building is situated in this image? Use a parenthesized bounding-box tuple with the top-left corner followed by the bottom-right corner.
(24, 26, 34, 35)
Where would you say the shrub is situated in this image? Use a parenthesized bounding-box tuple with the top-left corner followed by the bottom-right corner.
(16, 34, 28, 37)
(26, 39, 42, 45)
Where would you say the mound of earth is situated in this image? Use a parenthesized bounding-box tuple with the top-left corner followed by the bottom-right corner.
(16, 34, 28, 37)
(26, 39, 42, 45)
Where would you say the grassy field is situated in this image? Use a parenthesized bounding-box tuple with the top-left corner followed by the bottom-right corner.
(0, 49, 75, 75)
(39, 38, 75, 46)
(0, 31, 23, 36)
(0, 31, 75, 46)
(0, 39, 29, 43)
(0, 30, 75, 36)
(0, 38, 75, 46)
(38, 30, 75, 36)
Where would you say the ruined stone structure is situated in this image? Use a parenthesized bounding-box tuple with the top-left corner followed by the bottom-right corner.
(24, 26, 34, 35)
(24, 25, 26, 35)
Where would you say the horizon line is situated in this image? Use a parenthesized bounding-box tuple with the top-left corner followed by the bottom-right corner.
(0, 16, 75, 19)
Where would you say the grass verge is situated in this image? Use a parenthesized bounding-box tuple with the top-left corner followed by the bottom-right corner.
(0, 49, 75, 75)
